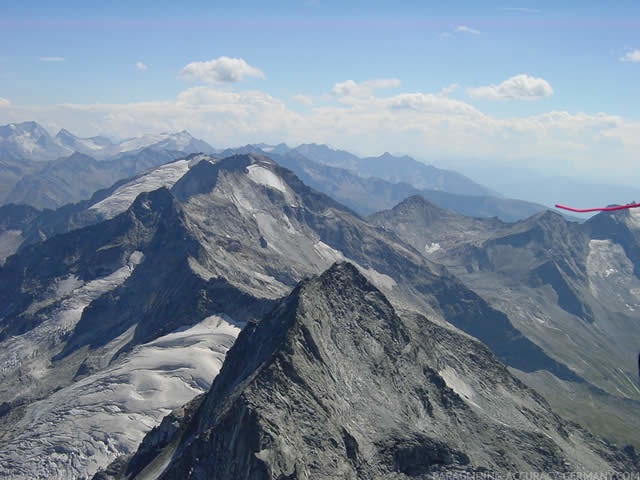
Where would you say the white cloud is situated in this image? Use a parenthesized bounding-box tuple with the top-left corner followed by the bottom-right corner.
(620, 49, 640, 63)
(136, 61, 148, 71)
(455, 25, 481, 35)
(39, 57, 65, 62)
(438, 83, 459, 96)
(180, 56, 265, 83)
(0, 81, 638, 184)
(292, 94, 314, 106)
(332, 78, 401, 97)
(466, 74, 553, 100)
(0, 97, 10, 107)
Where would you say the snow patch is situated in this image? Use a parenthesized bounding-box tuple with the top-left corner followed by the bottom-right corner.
(439, 367, 481, 409)
(88, 159, 190, 219)
(55, 275, 84, 298)
(425, 242, 441, 254)
(117, 133, 169, 152)
(246, 164, 287, 193)
(586, 239, 640, 309)
(312, 241, 396, 290)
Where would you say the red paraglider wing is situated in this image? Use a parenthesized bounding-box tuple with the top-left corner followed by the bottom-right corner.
(555, 202, 640, 213)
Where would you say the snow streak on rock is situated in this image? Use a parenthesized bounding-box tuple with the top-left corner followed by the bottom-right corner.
(88, 160, 190, 219)
(586, 239, 640, 311)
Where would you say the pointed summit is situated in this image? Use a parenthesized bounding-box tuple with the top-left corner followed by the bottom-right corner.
(0, 121, 71, 161)
(113, 260, 631, 478)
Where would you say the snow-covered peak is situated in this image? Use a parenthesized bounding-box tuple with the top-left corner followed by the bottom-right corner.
(0, 121, 71, 160)
(117, 133, 173, 152)
(0, 121, 214, 161)
(116, 130, 204, 154)
(54, 128, 113, 153)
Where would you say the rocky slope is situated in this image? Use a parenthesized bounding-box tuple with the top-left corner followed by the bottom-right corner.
(371, 195, 640, 447)
(99, 263, 637, 479)
(4, 149, 187, 210)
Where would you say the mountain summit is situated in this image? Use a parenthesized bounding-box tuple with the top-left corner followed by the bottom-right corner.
(0, 121, 71, 161)
(0, 121, 215, 162)
(104, 262, 635, 478)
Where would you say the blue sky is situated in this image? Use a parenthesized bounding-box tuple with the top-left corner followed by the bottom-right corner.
(1, 1, 640, 186)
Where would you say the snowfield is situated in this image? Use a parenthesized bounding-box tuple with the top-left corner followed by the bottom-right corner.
(0, 252, 144, 393)
(246, 164, 287, 193)
(88, 159, 190, 219)
(0, 314, 240, 480)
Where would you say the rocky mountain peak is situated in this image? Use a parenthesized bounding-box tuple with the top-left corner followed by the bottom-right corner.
(394, 194, 448, 218)
(54, 127, 75, 140)
(105, 260, 635, 479)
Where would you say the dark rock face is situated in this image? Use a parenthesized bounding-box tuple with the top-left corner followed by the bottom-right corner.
(105, 263, 631, 479)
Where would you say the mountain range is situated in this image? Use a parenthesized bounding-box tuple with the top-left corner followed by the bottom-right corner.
(0, 121, 215, 162)
(220, 145, 552, 222)
(291, 143, 496, 197)
(0, 125, 639, 478)
(0, 121, 553, 221)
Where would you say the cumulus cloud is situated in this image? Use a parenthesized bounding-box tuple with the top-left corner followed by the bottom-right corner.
(455, 25, 480, 34)
(0, 97, 10, 107)
(620, 49, 640, 63)
(180, 56, 265, 83)
(466, 74, 553, 100)
(39, 57, 65, 62)
(136, 61, 148, 71)
(332, 78, 401, 97)
(438, 83, 459, 96)
(292, 94, 314, 106)
(0, 82, 637, 184)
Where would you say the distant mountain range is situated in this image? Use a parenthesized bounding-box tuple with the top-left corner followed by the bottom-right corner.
(0, 121, 215, 209)
(221, 145, 552, 222)
(0, 121, 555, 221)
(292, 143, 498, 197)
(448, 162, 640, 216)
(0, 121, 215, 162)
